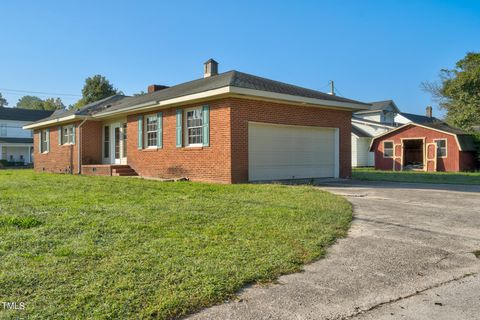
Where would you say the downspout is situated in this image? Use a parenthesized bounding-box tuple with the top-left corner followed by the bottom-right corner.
(77, 119, 88, 174)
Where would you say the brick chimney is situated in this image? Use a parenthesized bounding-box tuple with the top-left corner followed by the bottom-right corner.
(204, 59, 218, 78)
(147, 84, 169, 93)
(426, 106, 433, 118)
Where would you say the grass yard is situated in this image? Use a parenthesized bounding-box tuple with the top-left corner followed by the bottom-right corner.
(353, 167, 480, 185)
(0, 170, 351, 319)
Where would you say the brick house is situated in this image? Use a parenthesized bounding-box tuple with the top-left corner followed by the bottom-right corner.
(370, 122, 477, 172)
(24, 60, 369, 183)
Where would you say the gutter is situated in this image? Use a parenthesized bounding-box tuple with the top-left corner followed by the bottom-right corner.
(23, 115, 90, 130)
(77, 118, 88, 174)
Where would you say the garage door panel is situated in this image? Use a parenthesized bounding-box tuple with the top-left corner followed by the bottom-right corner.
(248, 122, 338, 181)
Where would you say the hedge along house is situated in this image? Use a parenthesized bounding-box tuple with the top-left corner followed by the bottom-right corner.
(24, 60, 369, 183)
(370, 121, 477, 172)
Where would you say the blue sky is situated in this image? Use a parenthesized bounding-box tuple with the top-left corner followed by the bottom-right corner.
(0, 0, 479, 117)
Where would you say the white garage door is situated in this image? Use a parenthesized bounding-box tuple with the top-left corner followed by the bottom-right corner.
(248, 122, 339, 181)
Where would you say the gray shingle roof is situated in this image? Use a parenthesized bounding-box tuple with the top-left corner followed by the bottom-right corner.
(27, 95, 127, 125)
(29, 70, 368, 126)
(399, 112, 439, 124)
(101, 70, 368, 115)
(0, 108, 54, 121)
(0, 137, 33, 144)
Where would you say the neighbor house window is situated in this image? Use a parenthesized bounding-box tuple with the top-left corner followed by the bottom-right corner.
(40, 130, 49, 153)
(185, 107, 203, 146)
(61, 125, 75, 145)
(383, 141, 394, 158)
(0, 124, 6, 137)
(144, 115, 158, 148)
(104, 126, 110, 158)
(436, 139, 447, 158)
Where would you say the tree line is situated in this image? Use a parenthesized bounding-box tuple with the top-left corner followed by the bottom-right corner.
(0, 75, 146, 111)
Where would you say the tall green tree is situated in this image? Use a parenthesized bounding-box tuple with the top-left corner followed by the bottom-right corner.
(423, 52, 480, 130)
(16, 95, 65, 110)
(16, 95, 44, 110)
(0, 93, 7, 107)
(74, 75, 120, 109)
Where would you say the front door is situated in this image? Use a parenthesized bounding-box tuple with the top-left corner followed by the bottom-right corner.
(112, 123, 127, 164)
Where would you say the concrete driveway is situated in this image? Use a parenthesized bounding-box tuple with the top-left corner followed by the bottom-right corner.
(189, 180, 480, 320)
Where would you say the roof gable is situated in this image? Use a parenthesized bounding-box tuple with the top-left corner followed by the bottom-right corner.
(355, 100, 400, 114)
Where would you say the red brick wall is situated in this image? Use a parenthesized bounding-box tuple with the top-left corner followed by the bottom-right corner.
(81, 121, 103, 165)
(82, 165, 111, 176)
(371, 125, 463, 172)
(33, 120, 102, 174)
(34, 124, 79, 173)
(229, 98, 352, 182)
(126, 99, 233, 183)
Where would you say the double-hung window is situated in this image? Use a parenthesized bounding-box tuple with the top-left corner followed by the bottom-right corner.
(61, 125, 75, 145)
(383, 141, 394, 158)
(40, 129, 49, 153)
(436, 139, 447, 158)
(144, 115, 158, 148)
(185, 107, 203, 146)
(0, 123, 6, 137)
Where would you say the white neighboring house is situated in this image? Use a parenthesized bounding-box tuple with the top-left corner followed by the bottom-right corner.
(352, 102, 440, 167)
(351, 100, 399, 167)
(0, 108, 53, 164)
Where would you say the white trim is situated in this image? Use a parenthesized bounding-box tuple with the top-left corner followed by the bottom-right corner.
(228, 87, 369, 111)
(383, 140, 394, 158)
(144, 114, 158, 148)
(433, 138, 448, 158)
(184, 106, 204, 147)
(60, 124, 75, 145)
(23, 115, 88, 130)
(334, 128, 340, 178)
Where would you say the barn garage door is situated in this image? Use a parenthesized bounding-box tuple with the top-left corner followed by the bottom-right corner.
(248, 122, 339, 181)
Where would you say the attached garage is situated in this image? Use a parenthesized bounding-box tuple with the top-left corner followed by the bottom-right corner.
(248, 122, 339, 181)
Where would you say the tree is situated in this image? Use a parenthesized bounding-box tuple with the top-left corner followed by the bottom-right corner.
(16, 95, 65, 110)
(16, 95, 44, 110)
(74, 75, 119, 109)
(0, 93, 7, 107)
(422, 52, 480, 130)
(133, 91, 147, 96)
(42, 98, 66, 110)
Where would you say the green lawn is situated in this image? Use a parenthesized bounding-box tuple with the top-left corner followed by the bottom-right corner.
(353, 167, 480, 185)
(0, 170, 351, 319)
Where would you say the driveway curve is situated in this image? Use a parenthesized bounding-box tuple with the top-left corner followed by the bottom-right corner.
(189, 180, 480, 320)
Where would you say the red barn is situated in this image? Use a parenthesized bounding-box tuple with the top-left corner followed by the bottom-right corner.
(370, 122, 477, 172)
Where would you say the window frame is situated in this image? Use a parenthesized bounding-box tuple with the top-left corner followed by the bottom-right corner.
(40, 129, 49, 153)
(434, 139, 447, 158)
(61, 125, 75, 145)
(383, 140, 394, 158)
(103, 125, 110, 159)
(144, 114, 158, 149)
(184, 107, 203, 147)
